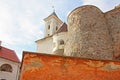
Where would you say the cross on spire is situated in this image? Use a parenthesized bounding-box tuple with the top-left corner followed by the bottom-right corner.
(52, 6, 55, 12)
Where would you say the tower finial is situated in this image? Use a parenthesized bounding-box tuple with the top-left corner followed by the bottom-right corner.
(52, 6, 55, 12)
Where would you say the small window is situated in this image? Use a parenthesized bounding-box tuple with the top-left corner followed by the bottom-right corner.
(56, 26, 58, 30)
(48, 25, 50, 29)
(60, 40, 64, 45)
(48, 34, 50, 36)
(0, 64, 12, 72)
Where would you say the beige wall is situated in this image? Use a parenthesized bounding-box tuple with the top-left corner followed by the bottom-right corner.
(36, 32, 68, 55)
(36, 37, 54, 54)
(0, 58, 20, 80)
(53, 32, 68, 52)
(44, 18, 62, 37)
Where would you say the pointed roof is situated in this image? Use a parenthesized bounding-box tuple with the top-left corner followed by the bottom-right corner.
(0, 46, 20, 63)
(44, 12, 58, 20)
(57, 23, 68, 33)
(50, 12, 58, 18)
(44, 12, 63, 24)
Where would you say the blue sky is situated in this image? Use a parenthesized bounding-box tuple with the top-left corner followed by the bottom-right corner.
(0, 0, 120, 60)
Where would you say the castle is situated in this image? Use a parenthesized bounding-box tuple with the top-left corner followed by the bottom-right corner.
(36, 5, 120, 61)
(20, 5, 120, 80)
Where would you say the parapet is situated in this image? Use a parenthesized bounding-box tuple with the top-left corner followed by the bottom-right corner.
(20, 52, 120, 80)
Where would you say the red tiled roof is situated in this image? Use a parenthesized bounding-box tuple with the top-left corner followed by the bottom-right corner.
(0, 46, 20, 63)
(57, 23, 68, 33)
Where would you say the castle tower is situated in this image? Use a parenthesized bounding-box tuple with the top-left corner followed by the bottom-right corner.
(36, 12, 64, 54)
(65, 5, 113, 60)
(43, 12, 63, 37)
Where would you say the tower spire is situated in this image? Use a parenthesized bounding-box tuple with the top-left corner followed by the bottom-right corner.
(52, 6, 55, 12)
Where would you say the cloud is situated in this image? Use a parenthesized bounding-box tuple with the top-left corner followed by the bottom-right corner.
(0, 0, 46, 60)
(0, 1, 15, 44)
(0, 0, 44, 45)
(81, 0, 120, 11)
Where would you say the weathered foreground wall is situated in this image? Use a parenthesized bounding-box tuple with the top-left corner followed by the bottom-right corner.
(20, 51, 120, 80)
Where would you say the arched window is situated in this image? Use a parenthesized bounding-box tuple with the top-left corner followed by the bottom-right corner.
(60, 40, 64, 45)
(0, 64, 12, 72)
(48, 25, 50, 29)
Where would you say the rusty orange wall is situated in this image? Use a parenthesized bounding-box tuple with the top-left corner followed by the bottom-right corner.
(20, 52, 120, 80)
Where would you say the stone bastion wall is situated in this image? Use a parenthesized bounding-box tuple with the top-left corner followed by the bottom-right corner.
(65, 5, 120, 60)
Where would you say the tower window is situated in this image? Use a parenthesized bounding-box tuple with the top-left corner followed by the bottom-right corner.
(60, 40, 64, 45)
(56, 26, 58, 30)
(0, 64, 12, 72)
(48, 25, 50, 29)
(48, 34, 50, 36)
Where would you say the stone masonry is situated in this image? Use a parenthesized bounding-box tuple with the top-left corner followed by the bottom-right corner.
(65, 5, 120, 60)
(105, 8, 120, 60)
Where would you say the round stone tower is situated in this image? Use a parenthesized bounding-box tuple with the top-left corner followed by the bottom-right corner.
(64, 5, 113, 60)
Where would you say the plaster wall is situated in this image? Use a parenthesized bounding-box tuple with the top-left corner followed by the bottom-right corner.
(0, 58, 20, 80)
(53, 32, 68, 53)
(20, 52, 120, 80)
(44, 18, 62, 37)
(36, 37, 54, 54)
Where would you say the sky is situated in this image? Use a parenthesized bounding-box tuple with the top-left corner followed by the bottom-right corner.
(0, 0, 120, 61)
